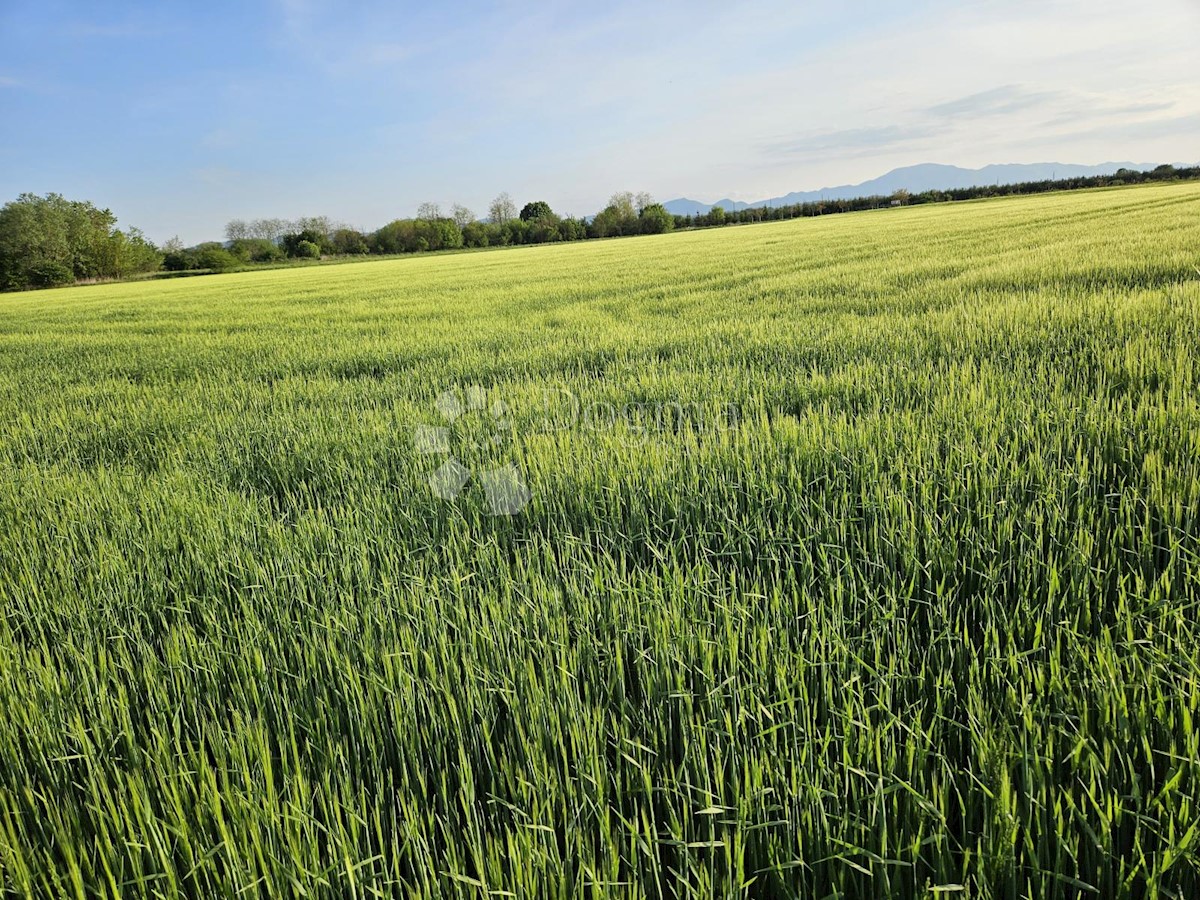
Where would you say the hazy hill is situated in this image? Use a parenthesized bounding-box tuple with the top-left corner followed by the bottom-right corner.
(663, 162, 1155, 216)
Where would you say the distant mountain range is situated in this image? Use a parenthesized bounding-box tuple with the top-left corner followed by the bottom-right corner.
(662, 162, 1160, 216)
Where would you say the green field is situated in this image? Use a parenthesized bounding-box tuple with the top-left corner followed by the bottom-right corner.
(1, 183, 1199, 898)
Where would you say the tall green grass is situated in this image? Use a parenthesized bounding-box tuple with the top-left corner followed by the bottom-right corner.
(0, 183, 1198, 897)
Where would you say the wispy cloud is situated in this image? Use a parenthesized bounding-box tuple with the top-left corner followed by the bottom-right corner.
(3, 0, 1198, 244)
(1013, 111, 1200, 148)
(760, 79, 1192, 171)
(926, 85, 1062, 118)
(767, 124, 936, 159)
(272, 0, 452, 76)
(929, 84, 1178, 125)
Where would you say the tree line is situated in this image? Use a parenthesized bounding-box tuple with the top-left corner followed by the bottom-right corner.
(0, 165, 1196, 291)
(0, 194, 161, 291)
(672, 164, 1200, 228)
(156, 192, 678, 274)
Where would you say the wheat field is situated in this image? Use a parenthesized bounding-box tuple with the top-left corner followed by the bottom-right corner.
(0, 183, 1198, 897)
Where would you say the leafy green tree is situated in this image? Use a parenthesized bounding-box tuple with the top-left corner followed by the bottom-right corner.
(281, 229, 324, 258)
(109, 227, 163, 275)
(589, 192, 645, 238)
(427, 219, 463, 251)
(230, 238, 284, 263)
(370, 220, 414, 254)
(558, 218, 586, 241)
(516, 200, 561, 243)
(589, 208, 620, 238)
(0, 192, 159, 290)
(293, 216, 334, 249)
(607, 192, 637, 221)
(638, 203, 674, 235)
(330, 228, 369, 255)
(707, 205, 727, 226)
(162, 241, 194, 271)
(590, 193, 639, 238)
(368, 218, 462, 254)
(195, 243, 239, 271)
(529, 220, 561, 243)
(501, 219, 531, 245)
(520, 201, 554, 222)
(462, 221, 490, 247)
(293, 240, 321, 259)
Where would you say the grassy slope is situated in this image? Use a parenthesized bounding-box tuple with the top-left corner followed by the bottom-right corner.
(0, 183, 1198, 897)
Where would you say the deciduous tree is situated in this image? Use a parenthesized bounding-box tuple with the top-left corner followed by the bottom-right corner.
(488, 193, 516, 224)
(520, 200, 554, 222)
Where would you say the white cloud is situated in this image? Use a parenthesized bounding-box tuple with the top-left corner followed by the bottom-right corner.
(559, 0, 1200, 204)
(250, 0, 1199, 217)
(32, 0, 1196, 243)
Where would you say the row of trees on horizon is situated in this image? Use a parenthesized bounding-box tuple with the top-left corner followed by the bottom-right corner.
(1, 165, 1197, 292)
(162, 192, 678, 273)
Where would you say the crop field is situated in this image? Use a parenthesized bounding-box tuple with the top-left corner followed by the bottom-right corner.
(0, 182, 1198, 898)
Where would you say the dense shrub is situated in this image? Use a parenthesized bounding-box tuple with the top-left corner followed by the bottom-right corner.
(330, 228, 369, 255)
(195, 245, 239, 271)
(230, 238, 285, 263)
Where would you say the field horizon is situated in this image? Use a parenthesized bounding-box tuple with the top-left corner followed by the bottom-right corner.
(1, 182, 1198, 897)
(3, 179, 1192, 297)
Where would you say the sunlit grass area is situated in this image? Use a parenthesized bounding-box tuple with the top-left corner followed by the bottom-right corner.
(1, 183, 1198, 898)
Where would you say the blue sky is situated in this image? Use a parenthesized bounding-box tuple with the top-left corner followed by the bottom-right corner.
(2, 0, 1197, 244)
